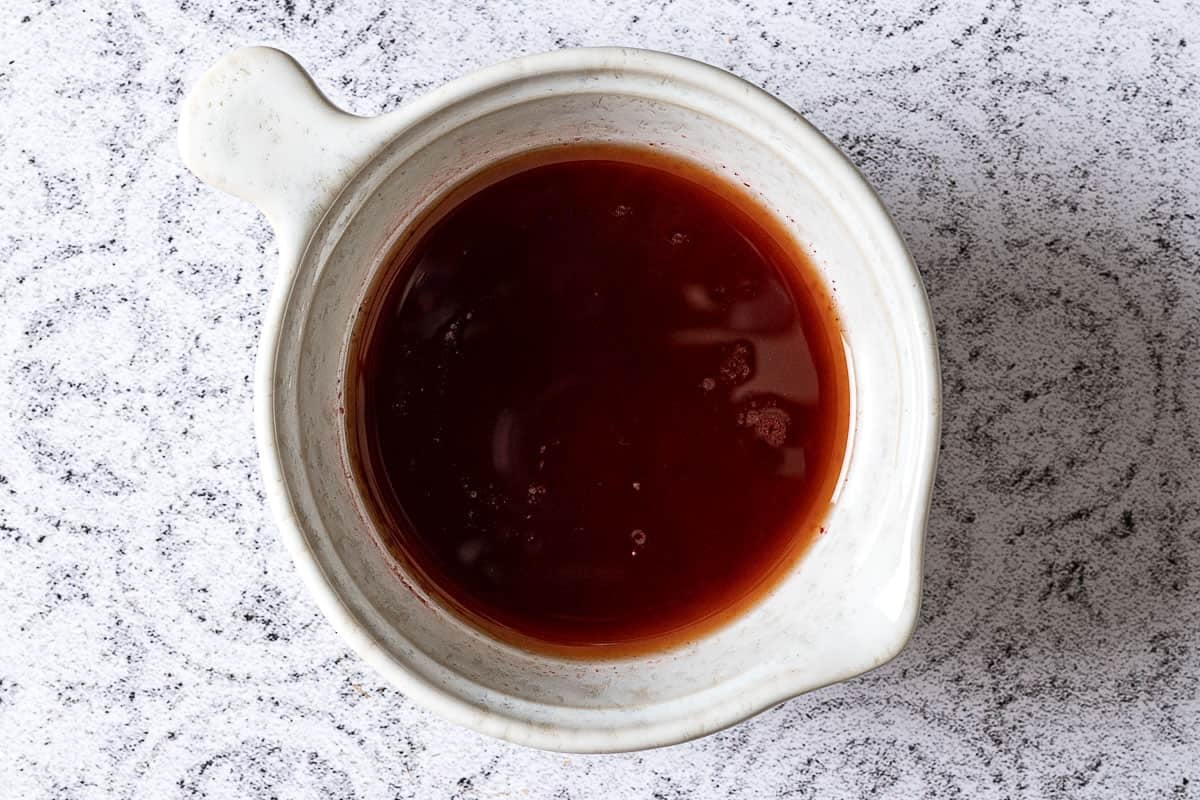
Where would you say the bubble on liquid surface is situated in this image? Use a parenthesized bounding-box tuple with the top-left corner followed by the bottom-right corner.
(740, 406, 791, 448)
(700, 377, 716, 392)
(669, 231, 689, 245)
(631, 529, 647, 546)
(719, 341, 753, 385)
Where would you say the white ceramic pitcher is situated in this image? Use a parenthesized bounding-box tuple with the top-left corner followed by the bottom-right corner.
(178, 46, 940, 752)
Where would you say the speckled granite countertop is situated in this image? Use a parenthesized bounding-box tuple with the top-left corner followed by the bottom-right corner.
(2, 1, 1198, 797)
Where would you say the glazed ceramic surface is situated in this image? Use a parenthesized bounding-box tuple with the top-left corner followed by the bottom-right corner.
(178, 46, 939, 752)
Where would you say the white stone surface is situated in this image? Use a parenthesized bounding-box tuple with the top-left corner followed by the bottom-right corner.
(1, 1, 1198, 797)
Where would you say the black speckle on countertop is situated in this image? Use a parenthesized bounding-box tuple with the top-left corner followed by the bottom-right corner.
(1, 1, 1198, 796)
